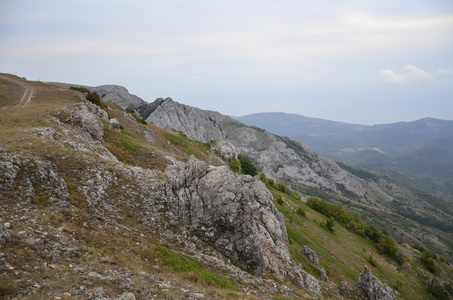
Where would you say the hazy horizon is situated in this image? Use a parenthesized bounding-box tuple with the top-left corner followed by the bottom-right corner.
(1, 0, 452, 125)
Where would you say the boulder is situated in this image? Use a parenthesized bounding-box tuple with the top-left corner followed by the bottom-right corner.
(302, 245, 319, 265)
(353, 266, 396, 300)
(109, 118, 121, 130)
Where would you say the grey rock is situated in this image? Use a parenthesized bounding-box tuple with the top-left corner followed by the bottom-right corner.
(146, 98, 232, 143)
(144, 98, 393, 206)
(0, 149, 22, 184)
(58, 101, 105, 141)
(91, 85, 146, 109)
(211, 141, 236, 161)
(302, 245, 319, 265)
(289, 268, 322, 298)
(190, 292, 205, 299)
(353, 266, 396, 300)
(118, 292, 136, 300)
(162, 156, 291, 280)
(0, 218, 12, 245)
(109, 118, 121, 130)
(319, 267, 329, 282)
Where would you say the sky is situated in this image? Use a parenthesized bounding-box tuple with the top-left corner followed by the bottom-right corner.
(1, 0, 452, 125)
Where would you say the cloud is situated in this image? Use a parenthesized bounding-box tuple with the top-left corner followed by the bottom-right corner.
(404, 64, 433, 80)
(437, 68, 452, 74)
(379, 65, 435, 83)
(378, 69, 405, 83)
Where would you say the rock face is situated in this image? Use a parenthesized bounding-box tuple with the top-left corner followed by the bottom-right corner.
(353, 266, 396, 300)
(162, 156, 291, 279)
(91, 85, 146, 109)
(143, 98, 393, 206)
(0, 218, 12, 245)
(146, 98, 236, 143)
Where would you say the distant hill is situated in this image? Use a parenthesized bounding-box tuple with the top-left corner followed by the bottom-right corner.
(235, 113, 453, 181)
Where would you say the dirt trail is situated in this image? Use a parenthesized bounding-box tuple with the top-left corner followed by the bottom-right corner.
(0, 74, 35, 109)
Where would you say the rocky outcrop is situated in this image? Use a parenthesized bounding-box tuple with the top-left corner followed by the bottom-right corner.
(144, 98, 393, 206)
(162, 156, 291, 279)
(56, 101, 107, 141)
(353, 266, 396, 300)
(302, 245, 319, 265)
(0, 148, 21, 184)
(91, 85, 146, 109)
(0, 218, 12, 245)
(146, 98, 236, 143)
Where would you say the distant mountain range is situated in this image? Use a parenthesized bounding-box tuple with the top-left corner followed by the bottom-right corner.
(235, 113, 453, 180)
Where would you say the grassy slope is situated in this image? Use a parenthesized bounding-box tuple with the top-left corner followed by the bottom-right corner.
(267, 186, 453, 300)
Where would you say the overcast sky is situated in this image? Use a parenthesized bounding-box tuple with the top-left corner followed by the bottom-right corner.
(1, 0, 452, 125)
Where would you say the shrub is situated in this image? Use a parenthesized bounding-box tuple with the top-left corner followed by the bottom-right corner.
(237, 154, 257, 176)
(367, 255, 378, 267)
(69, 86, 90, 93)
(86, 91, 107, 109)
(296, 207, 306, 217)
(229, 155, 241, 173)
(277, 196, 284, 206)
(326, 218, 335, 233)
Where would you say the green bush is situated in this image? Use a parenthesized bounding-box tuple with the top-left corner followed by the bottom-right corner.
(277, 196, 284, 206)
(69, 86, 89, 93)
(296, 207, 306, 217)
(229, 155, 241, 173)
(238, 154, 257, 176)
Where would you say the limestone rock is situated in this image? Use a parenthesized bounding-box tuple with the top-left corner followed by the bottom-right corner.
(58, 101, 106, 141)
(211, 141, 236, 161)
(109, 118, 121, 130)
(162, 156, 291, 280)
(91, 85, 146, 109)
(146, 98, 233, 143)
(144, 98, 393, 206)
(0, 149, 22, 184)
(302, 245, 319, 265)
(289, 268, 322, 298)
(0, 218, 12, 245)
(319, 267, 329, 282)
(353, 266, 396, 300)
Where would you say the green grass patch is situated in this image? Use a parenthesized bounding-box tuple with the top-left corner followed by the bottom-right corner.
(154, 247, 239, 291)
(165, 132, 190, 148)
(113, 139, 143, 151)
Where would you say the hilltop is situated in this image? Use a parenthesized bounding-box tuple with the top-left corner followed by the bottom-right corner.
(1, 74, 452, 299)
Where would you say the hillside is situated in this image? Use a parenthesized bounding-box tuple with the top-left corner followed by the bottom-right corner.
(1, 74, 452, 299)
(235, 113, 453, 184)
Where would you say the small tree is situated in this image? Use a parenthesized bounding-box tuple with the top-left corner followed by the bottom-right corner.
(238, 154, 257, 176)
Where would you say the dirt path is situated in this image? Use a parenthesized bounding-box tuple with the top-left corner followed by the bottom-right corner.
(0, 74, 35, 109)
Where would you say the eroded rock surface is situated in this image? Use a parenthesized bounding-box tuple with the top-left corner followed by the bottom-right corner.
(162, 156, 291, 279)
(353, 266, 396, 300)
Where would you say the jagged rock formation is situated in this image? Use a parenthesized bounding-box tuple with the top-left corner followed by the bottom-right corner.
(352, 266, 396, 300)
(162, 156, 291, 279)
(146, 98, 232, 143)
(140, 97, 393, 206)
